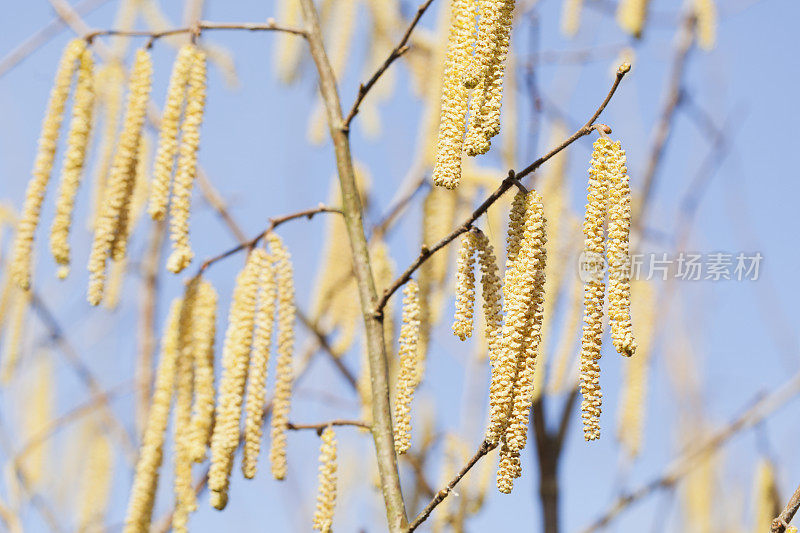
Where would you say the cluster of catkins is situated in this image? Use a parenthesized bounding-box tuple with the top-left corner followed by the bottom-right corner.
(579, 137, 636, 441)
(432, 0, 516, 189)
(8, 38, 208, 304)
(123, 233, 296, 531)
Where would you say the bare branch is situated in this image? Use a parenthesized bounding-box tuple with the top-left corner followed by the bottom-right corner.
(83, 19, 307, 43)
(771, 484, 800, 533)
(287, 419, 370, 434)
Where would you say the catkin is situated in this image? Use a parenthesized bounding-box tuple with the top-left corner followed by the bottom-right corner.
(90, 62, 125, 229)
(694, 0, 717, 51)
(606, 140, 636, 357)
(88, 49, 152, 306)
(189, 280, 218, 463)
(242, 254, 277, 479)
(393, 280, 421, 454)
(208, 250, 265, 509)
(431, 0, 476, 189)
(560, 0, 583, 37)
(50, 46, 95, 279)
(268, 233, 296, 481)
(312, 427, 338, 532)
(10, 38, 85, 290)
(78, 423, 113, 532)
(753, 459, 781, 533)
(474, 230, 502, 360)
(166, 47, 207, 274)
(124, 299, 180, 533)
(579, 138, 612, 441)
(0, 287, 30, 385)
(616, 0, 649, 38)
(149, 45, 193, 221)
(452, 233, 478, 340)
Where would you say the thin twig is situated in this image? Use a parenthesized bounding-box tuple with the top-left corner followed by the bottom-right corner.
(408, 439, 497, 531)
(297, 309, 359, 390)
(374, 66, 628, 315)
(771, 483, 800, 533)
(287, 419, 370, 434)
(342, 0, 436, 129)
(83, 18, 307, 43)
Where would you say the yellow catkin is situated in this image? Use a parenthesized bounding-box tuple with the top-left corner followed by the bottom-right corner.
(560, 0, 583, 37)
(78, 422, 113, 532)
(753, 460, 781, 533)
(50, 46, 95, 279)
(431, 0, 477, 188)
(496, 442, 520, 494)
(606, 140, 636, 357)
(167, 47, 206, 274)
(0, 288, 30, 385)
(474, 230, 502, 361)
(242, 254, 277, 479)
(312, 427, 338, 532)
(579, 138, 612, 441)
(87, 49, 152, 306)
(616, 279, 655, 457)
(393, 280, 421, 454)
(616, 0, 649, 38)
(487, 191, 546, 446)
(268, 233, 296, 481)
(465, 0, 505, 89)
(22, 357, 53, 485)
(124, 298, 180, 533)
(10, 38, 85, 290)
(463, 0, 514, 156)
(452, 233, 478, 340)
(189, 280, 218, 463)
(90, 62, 125, 229)
(274, 0, 304, 83)
(208, 250, 265, 509)
(173, 281, 200, 532)
(149, 45, 193, 222)
(694, 0, 717, 51)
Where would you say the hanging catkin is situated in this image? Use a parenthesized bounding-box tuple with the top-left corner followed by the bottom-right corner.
(242, 253, 277, 479)
(579, 138, 612, 441)
(496, 442, 520, 494)
(431, 0, 476, 189)
(616, 0, 650, 38)
(312, 427, 338, 532)
(474, 230, 502, 360)
(753, 459, 781, 533)
(268, 233, 296, 481)
(694, 0, 717, 51)
(88, 48, 152, 306)
(189, 279, 218, 463)
(166, 47, 207, 274)
(50, 46, 95, 279)
(149, 44, 193, 221)
(208, 250, 264, 510)
(124, 298, 180, 533)
(90, 62, 125, 229)
(393, 280, 421, 454)
(560, 0, 583, 37)
(78, 421, 113, 531)
(452, 233, 478, 340)
(10, 38, 85, 290)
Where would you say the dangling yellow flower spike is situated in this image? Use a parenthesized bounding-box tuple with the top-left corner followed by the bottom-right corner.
(393, 279, 421, 454)
(312, 427, 338, 532)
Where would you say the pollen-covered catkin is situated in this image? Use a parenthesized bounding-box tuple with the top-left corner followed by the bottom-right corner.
(616, 0, 649, 38)
(268, 233, 296, 481)
(753, 459, 781, 533)
(606, 141, 636, 357)
(208, 250, 265, 510)
(242, 254, 277, 479)
(149, 45, 193, 221)
(312, 427, 338, 532)
(579, 138, 612, 441)
(10, 38, 85, 290)
(474, 230, 502, 360)
(694, 0, 717, 51)
(393, 280, 421, 454)
(496, 442, 520, 494)
(124, 299, 180, 533)
(88, 49, 152, 306)
(452, 233, 477, 340)
(189, 279, 218, 462)
(50, 46, 95, 278)
(167, 47, 207, 274)
(431, 0, 476, 189)
(560, 0, 583, 37)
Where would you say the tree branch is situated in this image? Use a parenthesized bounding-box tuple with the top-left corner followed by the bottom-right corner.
(287, 419, 370, 434)
(772, 483, 800, 533)
(83, 19, 307, 43)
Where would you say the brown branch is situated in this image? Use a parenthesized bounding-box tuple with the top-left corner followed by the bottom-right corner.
(287, 419, 370, 434)
(408, 439, 497, 532)
(297, 309, 359, 390)
(195, 170, 249, 244)
(83, 18, 307, 43)
(375, 66, 628, 315)
(194, 204, 341, 276)
(772, 484, 800, 533)
(579, 373, 800, 533)
(342, 0, 436, 129)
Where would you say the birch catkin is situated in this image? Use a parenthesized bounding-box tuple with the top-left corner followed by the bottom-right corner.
(393, 280, 421, 454)
(50, 46, 95, 279)
(149, 45, 193, 222)
(209, 250, 265, 510)
(124, 299, 180, 533)
(312, 427, 338, 532)
(242, 253, 277, 479)
(452, 233, 478, 340)
(167, 47, 207, 274)
(189, 279, 218, 463)
(268, 233, 296, 481)
(474, 230, 502, 361)
(431, 0, 476, 189)
(10, 38, 85, 290)
(88, 49, 152, 306)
